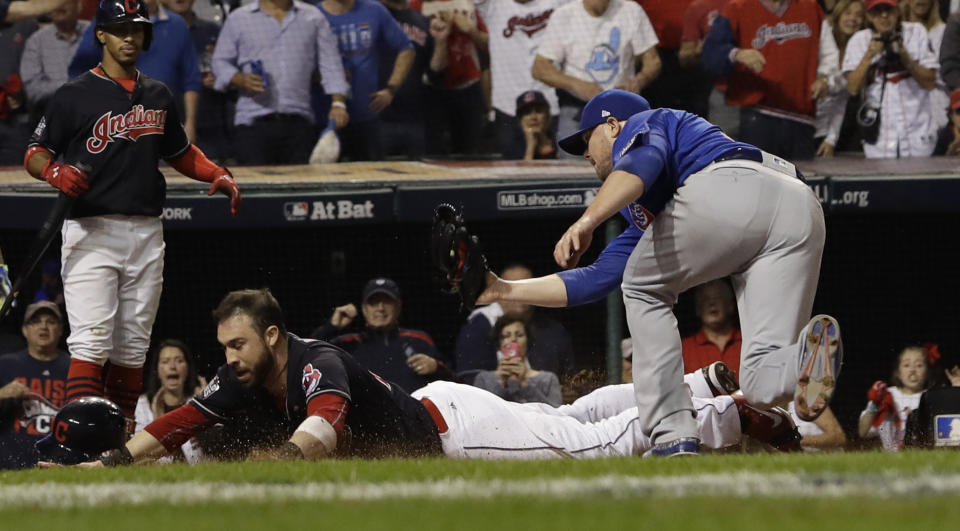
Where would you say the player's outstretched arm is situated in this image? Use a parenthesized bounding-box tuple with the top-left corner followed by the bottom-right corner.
(37, 429, 168, 468)
(554, 170, 645, 268)
(476, 271, 569, 308)
(287, 416, 338, 460)
(169, 145, 241, 216)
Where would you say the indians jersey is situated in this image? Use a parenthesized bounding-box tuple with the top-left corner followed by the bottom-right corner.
(474, 0, 571, 115)
(0, 350, 70, 469)
(157, 334, 442, 458)
(710, 0, 823, 119)
(28, 69, 190, 219)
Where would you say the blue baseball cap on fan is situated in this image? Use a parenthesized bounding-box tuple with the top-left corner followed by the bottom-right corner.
(558, 90, 651, 155)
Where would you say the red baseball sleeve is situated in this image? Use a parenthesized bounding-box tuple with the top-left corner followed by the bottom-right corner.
(306, 393, 350, 437)
(143, 402, 216, 453)
(168, 144, 221, 183)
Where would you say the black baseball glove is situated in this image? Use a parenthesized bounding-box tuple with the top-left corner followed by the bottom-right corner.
(431, 203, 488, 312)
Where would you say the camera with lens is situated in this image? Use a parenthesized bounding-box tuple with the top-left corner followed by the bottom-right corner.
(877, 31, 902, 64)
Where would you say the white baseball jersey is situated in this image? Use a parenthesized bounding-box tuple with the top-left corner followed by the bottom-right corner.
(475, 0, 572, 116)
(859, 386, 923, 452)
(842, 22, 940, 158)
(536, 0, 658, 91)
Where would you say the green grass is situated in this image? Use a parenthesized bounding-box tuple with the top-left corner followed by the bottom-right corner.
(2, 451, 959, 531)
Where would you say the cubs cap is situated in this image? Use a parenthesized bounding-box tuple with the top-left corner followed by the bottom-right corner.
(362, 277, 401, 303)
(23, 300, 62, 323)
(865, 0, 897, 10)
(516, 90, 550, 116)
(558, 90, 651, 156)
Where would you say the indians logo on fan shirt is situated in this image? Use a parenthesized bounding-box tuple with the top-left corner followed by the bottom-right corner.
(503, 9, 553, 38)
(86, 105, 167, 154)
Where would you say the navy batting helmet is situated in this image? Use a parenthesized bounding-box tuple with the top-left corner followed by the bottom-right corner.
(35, 397, 127, 465)
(95, 0, 154, 51)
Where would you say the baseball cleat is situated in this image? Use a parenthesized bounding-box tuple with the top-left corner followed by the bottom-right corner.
(734, 396, 802, 452)
(794, 314, 843, 422)
(642, 437, 700, 458)
(702, 361, 740, 396)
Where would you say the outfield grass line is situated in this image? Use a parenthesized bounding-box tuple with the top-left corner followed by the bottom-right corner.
(4, 472, 960, 508)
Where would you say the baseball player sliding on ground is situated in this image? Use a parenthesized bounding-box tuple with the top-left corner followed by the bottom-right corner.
(479, 90, 843, 457)
(22, 0, 241, 424)
(37, 289, 800, 466)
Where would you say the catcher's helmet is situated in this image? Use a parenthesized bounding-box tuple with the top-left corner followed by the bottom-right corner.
(95, 0, 154, 51)
(35, 397, 127, 465)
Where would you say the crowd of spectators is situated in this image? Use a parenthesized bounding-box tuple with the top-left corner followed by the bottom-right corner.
(5, 0, 960, 164)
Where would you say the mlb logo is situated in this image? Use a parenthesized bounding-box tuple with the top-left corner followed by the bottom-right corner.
(284, 202, 309, 221)
(934, 414, 960, 446)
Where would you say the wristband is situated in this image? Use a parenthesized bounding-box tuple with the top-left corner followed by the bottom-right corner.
(385, 85, 399, 96)
(331, 101, 347, 109)
(101, 446, 134, 467)
(866, 401, 878, 415)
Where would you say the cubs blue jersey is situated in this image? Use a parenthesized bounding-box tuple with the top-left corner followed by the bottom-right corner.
(612, 108, 756, 230)
(558, 108, 758, 307)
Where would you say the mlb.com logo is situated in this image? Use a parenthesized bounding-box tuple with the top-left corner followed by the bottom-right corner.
(935, 415, 960, 446)
(284, 202, 309, 221)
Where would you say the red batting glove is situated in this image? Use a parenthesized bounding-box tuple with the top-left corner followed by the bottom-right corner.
(41, 159, 89, 197)
(207, 167, 241, 217)
(867, 380, 888, 406)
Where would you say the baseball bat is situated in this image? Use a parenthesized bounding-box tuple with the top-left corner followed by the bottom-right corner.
(0, 162, 87, 323)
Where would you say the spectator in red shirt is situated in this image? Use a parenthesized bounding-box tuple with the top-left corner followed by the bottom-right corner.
(681, 278, 742, 375)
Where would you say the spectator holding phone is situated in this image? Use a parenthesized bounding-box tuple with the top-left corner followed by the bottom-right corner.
(472, 315, 562, 407)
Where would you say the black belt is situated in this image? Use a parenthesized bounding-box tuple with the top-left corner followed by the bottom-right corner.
(712, 147, 763, 164)
(712, 147, 805, 182)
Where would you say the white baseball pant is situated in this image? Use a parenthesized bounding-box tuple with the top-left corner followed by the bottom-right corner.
(61, 215, 164, 368)
(411, 381, 741, 460)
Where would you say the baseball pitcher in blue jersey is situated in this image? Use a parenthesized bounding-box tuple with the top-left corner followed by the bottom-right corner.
(480, 89, 843, 457)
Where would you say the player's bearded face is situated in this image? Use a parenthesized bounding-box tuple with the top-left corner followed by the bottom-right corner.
(98, 23, 145, 66)
(219, 314, 277, 389)
(245, 337, 276, 389)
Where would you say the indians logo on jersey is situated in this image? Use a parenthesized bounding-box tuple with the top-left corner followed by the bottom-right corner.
(86, 105, 167, 154)
(503, 9, 554, 38)
(751, 22, 811, 49)
(302, 364, 323, 396)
